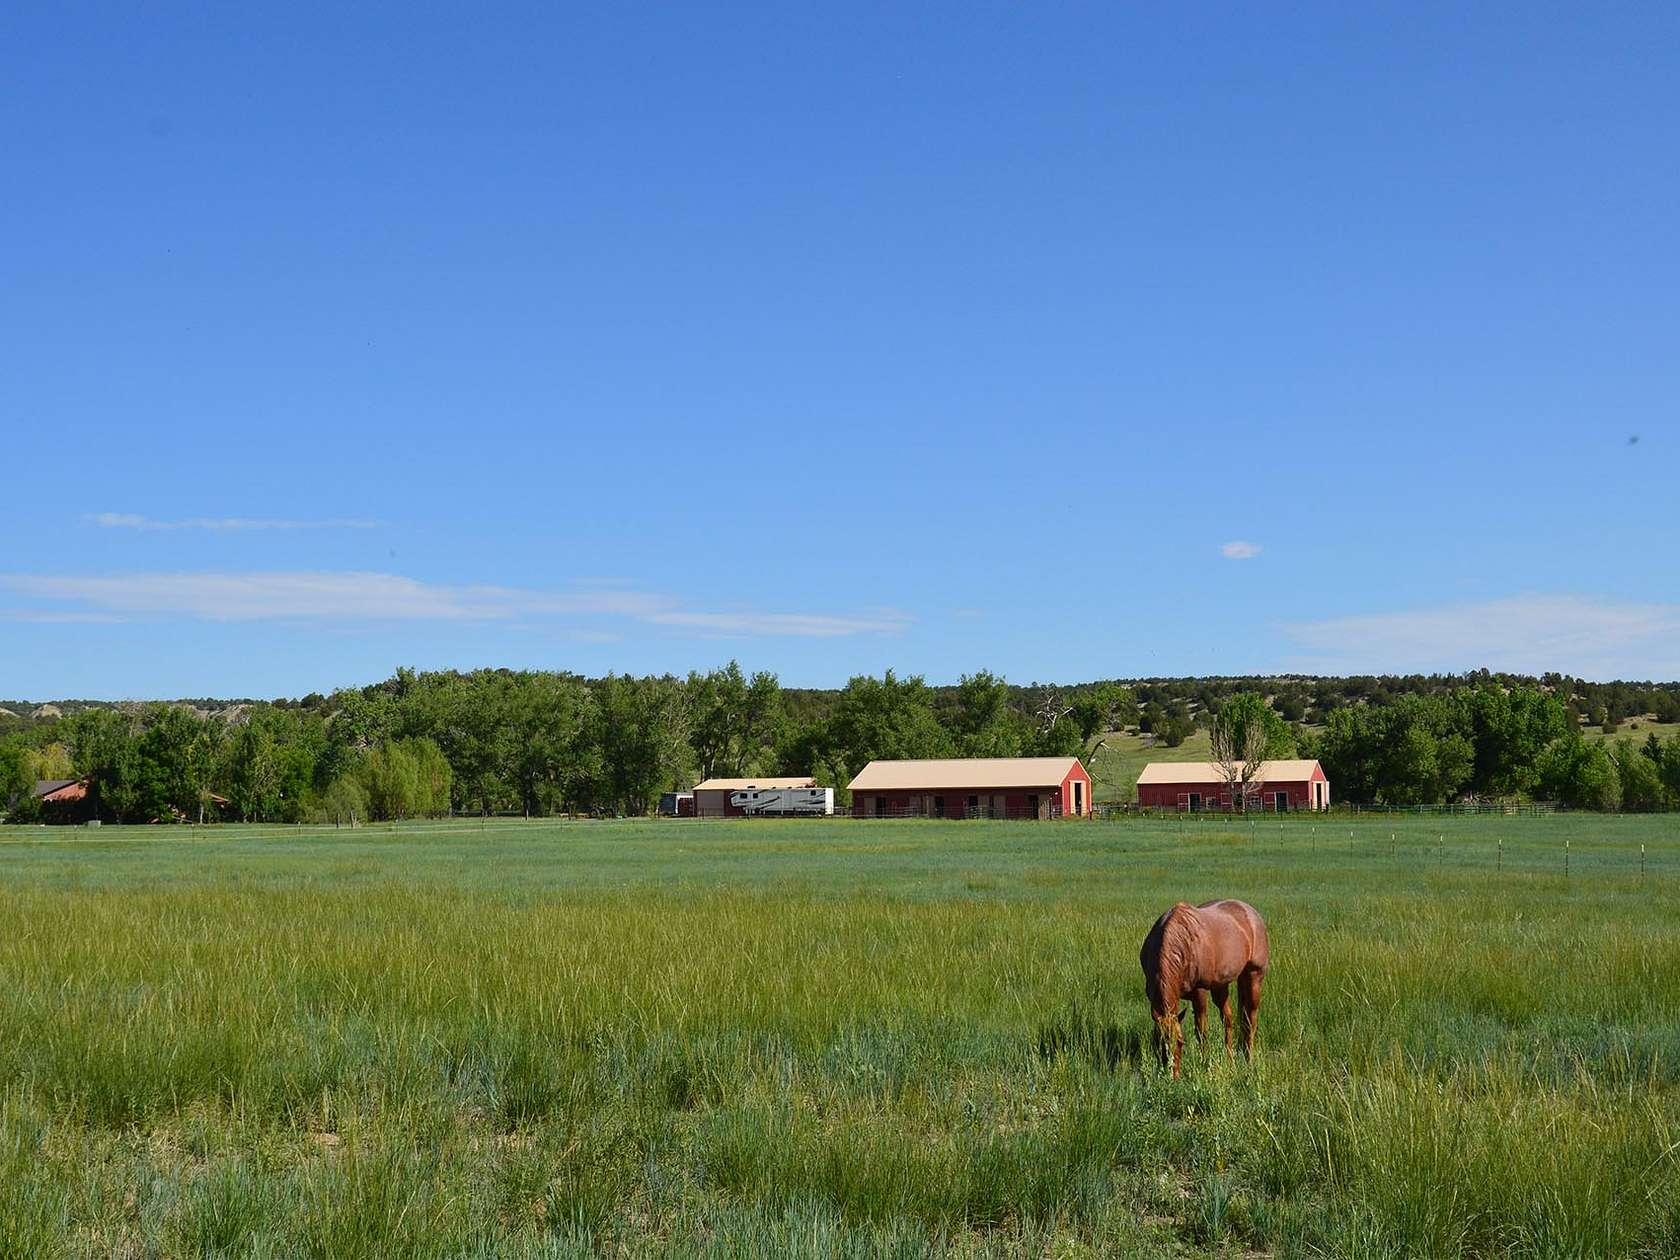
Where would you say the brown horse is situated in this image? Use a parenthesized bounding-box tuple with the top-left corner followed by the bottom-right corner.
(1139, 899, 1269, 1078)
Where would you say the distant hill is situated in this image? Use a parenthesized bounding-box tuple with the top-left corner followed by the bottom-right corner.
(0, 698, 263, 728)
(2, 670, 1677, 733)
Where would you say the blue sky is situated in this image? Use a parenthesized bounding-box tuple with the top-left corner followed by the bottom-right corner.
(3, 3, 1676, 698)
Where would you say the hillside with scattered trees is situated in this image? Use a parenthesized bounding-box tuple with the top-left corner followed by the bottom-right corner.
(3, 668, 1678, 822)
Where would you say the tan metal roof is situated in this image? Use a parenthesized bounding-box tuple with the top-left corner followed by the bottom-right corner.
(1135, 759, 1323, 785)
(848, 757, 1083, 791)
(692, 776, 816, 792)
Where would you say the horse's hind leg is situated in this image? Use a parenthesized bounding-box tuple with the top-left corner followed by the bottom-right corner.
(1237, 969, 1263, 1058)
(1211, 983, 1234, 1057)
(1190, 989, 1209, 1045)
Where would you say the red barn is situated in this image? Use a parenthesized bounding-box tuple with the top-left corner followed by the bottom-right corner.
(847, 757, 1092, 820)
(1135, 759, 1329, 812)
(27, 778, 95, 824)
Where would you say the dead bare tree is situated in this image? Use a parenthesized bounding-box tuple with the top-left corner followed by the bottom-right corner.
(1032, 684, 1073, 736)
(1209, 710, 1269, 811)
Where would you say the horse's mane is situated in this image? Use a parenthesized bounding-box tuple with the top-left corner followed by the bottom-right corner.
(1151, 902, 1204, 998)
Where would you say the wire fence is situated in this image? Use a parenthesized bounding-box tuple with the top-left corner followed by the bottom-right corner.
(1096, 809, 1680, 881)
(7, 810, 1673, 880)
(845, 805, 1066, 822)
(1099, 801, 1573, 819)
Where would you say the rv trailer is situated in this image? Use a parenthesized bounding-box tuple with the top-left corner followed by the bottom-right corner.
(728, 787, 834, 816)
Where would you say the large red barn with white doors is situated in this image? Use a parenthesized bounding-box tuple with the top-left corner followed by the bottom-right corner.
(848, 757, 1092, 820)
(1135, 759, 1329, 812)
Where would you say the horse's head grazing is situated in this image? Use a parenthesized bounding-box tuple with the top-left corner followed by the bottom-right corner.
(1141, 902, 1203, 1015)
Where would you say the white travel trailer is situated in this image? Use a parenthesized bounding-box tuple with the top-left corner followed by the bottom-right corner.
(728, 786, 834, 816)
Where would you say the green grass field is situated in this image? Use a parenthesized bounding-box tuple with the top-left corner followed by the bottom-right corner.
(1583, 717, 1675, 744)
(1086, 728, 1218, 803)
(1, 815, 1677, 1257)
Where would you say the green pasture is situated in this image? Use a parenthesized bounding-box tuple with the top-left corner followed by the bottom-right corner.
(1086, 728, 1217, 802)
(1583, 716, 1673, 743)
(0, 814, 1676, 1257)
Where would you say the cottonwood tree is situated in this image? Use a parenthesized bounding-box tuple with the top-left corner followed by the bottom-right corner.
(687, 662, 783, 779)
(1071, 682, 1136, 741)
(1536, 734, 1621, 810)
(950, 671, 1029, 757)
(0, 744, 31, 818)
(224, 713, 281, 822)
(1209, 699, 1271, 810)
(822, 671, 951, 788)
(1612, 738, 1665, 811)
(68, 707, 145, 822)
(593, 673, 693, 815)
(508, 673, 599, 816)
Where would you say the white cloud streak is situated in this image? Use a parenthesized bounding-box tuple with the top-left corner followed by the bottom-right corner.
(1283, 594, 1680, 681)
(0, 571, 908, 640)
(90, 513, 382, 531)
(1221, 540, 1262, 560)
(0, 609, 129, 624)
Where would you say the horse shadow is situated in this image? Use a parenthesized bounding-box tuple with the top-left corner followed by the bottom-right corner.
(1034, 1004, 1149, 1072)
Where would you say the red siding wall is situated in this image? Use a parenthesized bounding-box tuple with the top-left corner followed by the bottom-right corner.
(853, 789, 1052, 819)
(1137, 767, 1328, 811)
(1060, 761, 1093, 817)
(854, 765, 1093, 820)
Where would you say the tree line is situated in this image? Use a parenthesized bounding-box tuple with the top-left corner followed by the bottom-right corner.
(1302, 686, 1680, 810)
(2, 666, 1678, 822)
(0, 667, 1129, 824)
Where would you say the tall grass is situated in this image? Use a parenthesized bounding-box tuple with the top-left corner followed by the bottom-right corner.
(0, 816, 1675, 1255)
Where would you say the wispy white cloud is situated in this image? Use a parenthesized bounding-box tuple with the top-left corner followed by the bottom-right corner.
(1283, 594, 1680, 681)
(1221, 540, 1262, 560)
(89, 513, 382, 532)
(0, 572, 659, 622)
(0, 609, 129, 624)
(0, 571, 908, 640)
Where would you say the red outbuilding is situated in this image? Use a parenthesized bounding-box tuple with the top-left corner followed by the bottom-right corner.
(847, 757, 1092, 820)
(1135, 759, 1329, 812)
